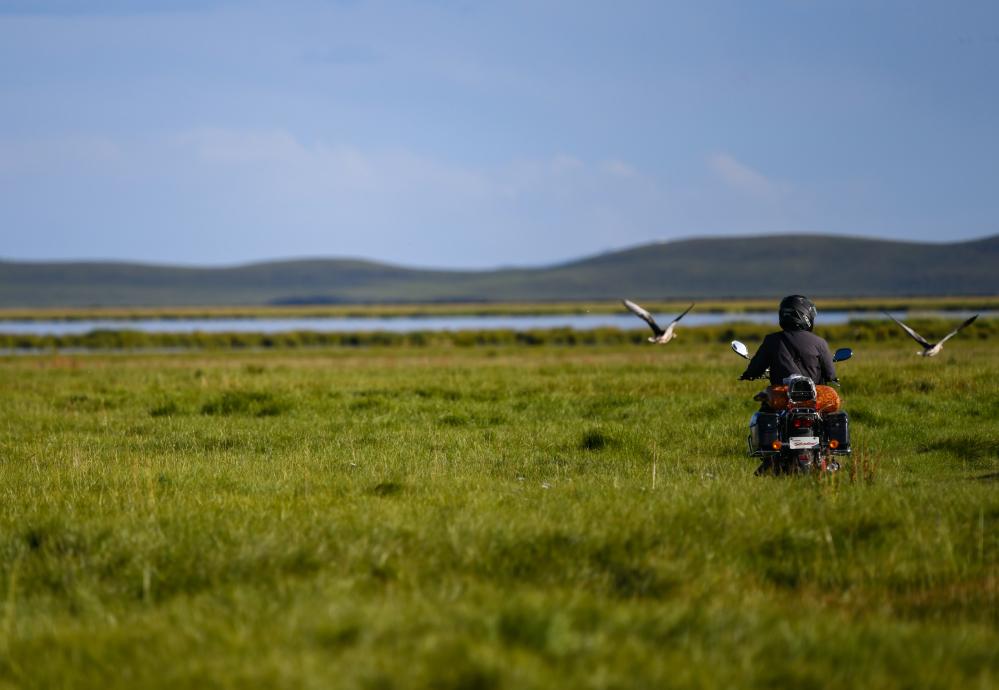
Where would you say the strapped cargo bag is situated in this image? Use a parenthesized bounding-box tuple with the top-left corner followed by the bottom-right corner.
(763, 384, 840, 413)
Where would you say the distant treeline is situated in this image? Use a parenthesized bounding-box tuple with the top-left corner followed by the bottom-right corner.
(0, 319, 993, 351)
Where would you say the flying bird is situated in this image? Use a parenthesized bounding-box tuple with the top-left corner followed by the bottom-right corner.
(622, 299, 695, 344)
(883, 311, 979, 357)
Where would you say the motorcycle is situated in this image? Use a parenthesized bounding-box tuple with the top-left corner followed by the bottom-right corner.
(731, 340, 854, 475)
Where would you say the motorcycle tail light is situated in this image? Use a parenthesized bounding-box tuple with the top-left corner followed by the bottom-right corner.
(829, 439, 840, 449)
(771, 440, 782, 450)
(793, 417, 814, 428)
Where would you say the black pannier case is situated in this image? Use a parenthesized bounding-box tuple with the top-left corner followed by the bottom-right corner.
(750, 412, 780, 453)
(825, 412, 850, 452)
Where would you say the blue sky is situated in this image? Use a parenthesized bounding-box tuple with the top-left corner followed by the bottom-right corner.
(1, 1, 996, 268)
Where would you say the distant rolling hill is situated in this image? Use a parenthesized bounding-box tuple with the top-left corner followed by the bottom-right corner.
(2, 234, 997, 308)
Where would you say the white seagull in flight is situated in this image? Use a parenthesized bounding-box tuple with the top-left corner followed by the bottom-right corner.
(883, 311, 979, 357)
(622, 299, 695, 344)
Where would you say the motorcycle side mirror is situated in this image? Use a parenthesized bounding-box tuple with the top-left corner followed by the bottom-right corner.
(833, 347, 853, 362)
(731, 341, 750, 359)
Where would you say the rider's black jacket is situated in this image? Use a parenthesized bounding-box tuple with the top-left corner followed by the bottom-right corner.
(741, 330, 837, 386)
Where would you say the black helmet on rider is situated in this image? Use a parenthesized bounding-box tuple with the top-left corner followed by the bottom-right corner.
(779, 295, 816, 332)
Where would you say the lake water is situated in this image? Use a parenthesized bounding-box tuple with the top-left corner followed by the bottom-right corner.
(0, 310, 988, 336)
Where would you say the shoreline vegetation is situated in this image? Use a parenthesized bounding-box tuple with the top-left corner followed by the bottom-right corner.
(1, 318, 994, 352)
(0, 295, 997, 322)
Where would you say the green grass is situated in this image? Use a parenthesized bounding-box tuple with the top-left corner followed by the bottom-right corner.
(0, 341, 997, 689)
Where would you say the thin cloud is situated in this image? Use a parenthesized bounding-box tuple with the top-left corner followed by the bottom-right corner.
(0, 128, 672, 267)
(603, 160, 638, 178)
(708, 152, 789, 201)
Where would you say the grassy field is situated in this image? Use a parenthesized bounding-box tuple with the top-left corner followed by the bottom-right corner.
(1, 339, 997, 689)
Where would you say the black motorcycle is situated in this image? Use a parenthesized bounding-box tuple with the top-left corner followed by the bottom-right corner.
(731, 340, 853, 475)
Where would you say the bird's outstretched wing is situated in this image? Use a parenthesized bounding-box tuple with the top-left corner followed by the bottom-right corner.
(622, 299, 664, 336)
(884, 311, 931, 348)
(937, 314, 979, 346)
(663, 303, 695, 339)
(671, 303, 695, 325)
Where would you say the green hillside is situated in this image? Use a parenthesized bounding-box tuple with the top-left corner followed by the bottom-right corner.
(1, 234, 997, 307)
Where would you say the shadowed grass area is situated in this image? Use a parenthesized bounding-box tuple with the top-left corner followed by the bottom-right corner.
(0, 340, 996, 688)
(199, 390, 289, 417)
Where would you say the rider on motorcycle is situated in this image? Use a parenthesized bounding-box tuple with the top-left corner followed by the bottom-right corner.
(739, 295, 838, 386)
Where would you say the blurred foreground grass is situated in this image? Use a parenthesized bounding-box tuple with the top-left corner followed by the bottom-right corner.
(0, 340, 997, 689)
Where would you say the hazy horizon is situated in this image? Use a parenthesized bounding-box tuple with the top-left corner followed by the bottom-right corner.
(2, 1, 997, 268)
(2, 230, 997, 272)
